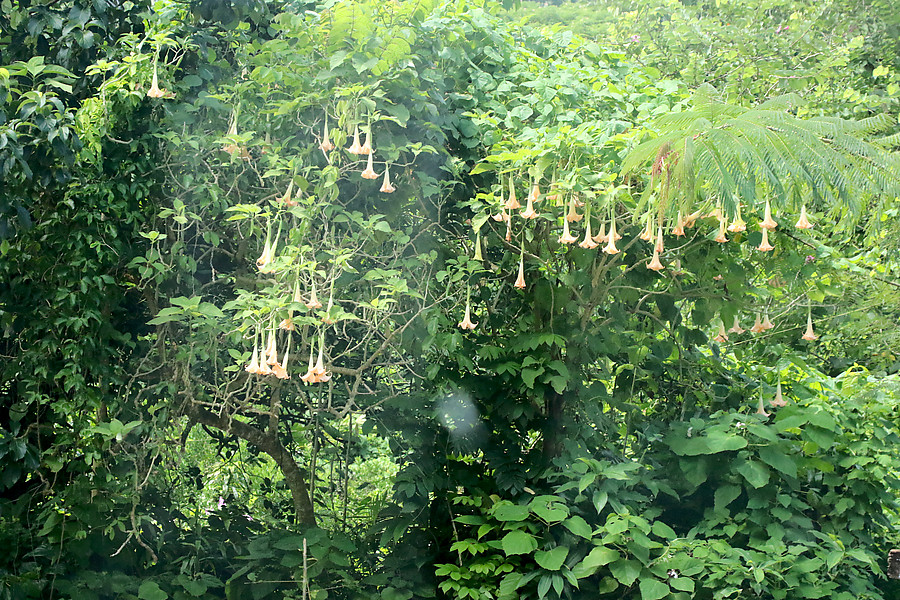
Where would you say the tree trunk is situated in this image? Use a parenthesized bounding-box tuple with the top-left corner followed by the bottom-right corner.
(184, 403, 316, 525)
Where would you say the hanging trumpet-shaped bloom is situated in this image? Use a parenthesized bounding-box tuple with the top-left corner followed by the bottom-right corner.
(728, 202, 746, 233)
(559, 217, 578, 245)
(713, 320, 729, 343)
(514, 245, 526, 289)
(647, 247, 664, 272)
(279, 315, 295, 331)
(300, 345, 316, 384)
(802, 309, 818, 341)
(361, 130, 373, 155)
(565, 195, 583, 222)
(579, 216, 599, 249)
(506, 176, 521, 211)
(361, 151, 378, 180)
(672, 211, 685, 237)
(714, 216, 728, 243)
(757, 228, 774, 252)
(750, 313, 765, 333)
(771, 381, 787, 407)
(473, 231, 484, 260)
(319, 118, 335, 153)
(265, 329, 278, 365)
(257, 221, 273, 271)
(458, 290, 477, 330)
(147, 59, 172, 99)
(380, 166, 396, 193)
(527, 183, 541, 205)
(639, 214, 654, 242)
(760, 199, 778, 230)
(558, 216, 579, 247)
(655, 226, 665, 254)
(306, 278, 323, 309)
(683, 209, 703, 229)
(603, 216, 620, 255)
(312, 335, 331, 382)
(271, 336, 290, 379)
(795, 204, 813, 229)
(756, 394, 770, 418)
(520, 189, 539, 219)
(322, 285, 337, 325)
(222, 110, 241, 155)
(493, 208, 509, 222)
(761, 312, 775, 331)
(347, 126, 363, 154)
(245, 339, 261, 374)
(592, 220, 608, 244)
(279, 180, 294, 205)
(728, 316, 744, 334)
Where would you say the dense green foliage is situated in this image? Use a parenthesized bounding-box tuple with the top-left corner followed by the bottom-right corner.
(1, 0, 899, 599)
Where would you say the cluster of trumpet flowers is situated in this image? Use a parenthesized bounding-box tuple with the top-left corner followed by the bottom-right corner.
(460, 177, 819, 340)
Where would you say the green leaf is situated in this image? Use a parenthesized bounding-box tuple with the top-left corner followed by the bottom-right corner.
(535, 546, 569, 571)
(639, 578, 670, 600)
(572, 546, 619, 578)
(502, 530, 537, 556)
(138, 581, 168, 600)
(758, 446, 798, 478)
(562, 516, 592, 539)
(493, 502, 530, 522)
(736, 459, 770, 488)
(610, 559, 642, 586)
(714, 485, 741, 512)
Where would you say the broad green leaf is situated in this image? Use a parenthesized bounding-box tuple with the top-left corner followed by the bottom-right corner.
(758, 446, 798, 478)
(138, 581, 168, 600)
(737, 459, 770, 488)
(562, 515, 592, 539)
(639, 578, 670, 600)
(610, 559, 642, 586)
(493, 503, 530, 522)
(572, 546, 619, 578)
(535, 546, 568, 571)
(502, 530, 537, 556)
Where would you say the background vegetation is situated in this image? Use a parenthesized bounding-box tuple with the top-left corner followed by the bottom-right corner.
(1, 0, 899, 599)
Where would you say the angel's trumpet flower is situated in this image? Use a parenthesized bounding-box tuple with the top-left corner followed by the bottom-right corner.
(713, 320, 728, 343)
(361, 151, 378, 179)
(506, 176, 521, 211)
(473, 231, 484, 261)
(760, 199, 778, 230)
(319, 118, 335, 153)
(795, 205, 813, 229)
(647, 247, 664, 272)
(520, 189, 539, 219)
(714, 216, 728, 243)
(672, 211, 685, 237)
(728, 202, 746, 233)
(347, 126, 363, 154)
(801, 309, 818, 341)
(458, 289, 477, 331)
(361, 130, 372, 155)
(771, 381, 787, 407)
(559, 218, 578, 245)
(565, 196, 583, 222)
(514, 245, 526, 289)
(757, 228, 774, 252)
(579, 216, 599, 249)
(306, 278, 323, 309)
(728, 316, 744, 334)
(603, 215, 620, 255)
(380, 166, 396, 193)
(750, 313, 765, 333)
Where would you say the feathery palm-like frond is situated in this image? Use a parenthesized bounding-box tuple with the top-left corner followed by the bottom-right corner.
(622, 86, 900, 226)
